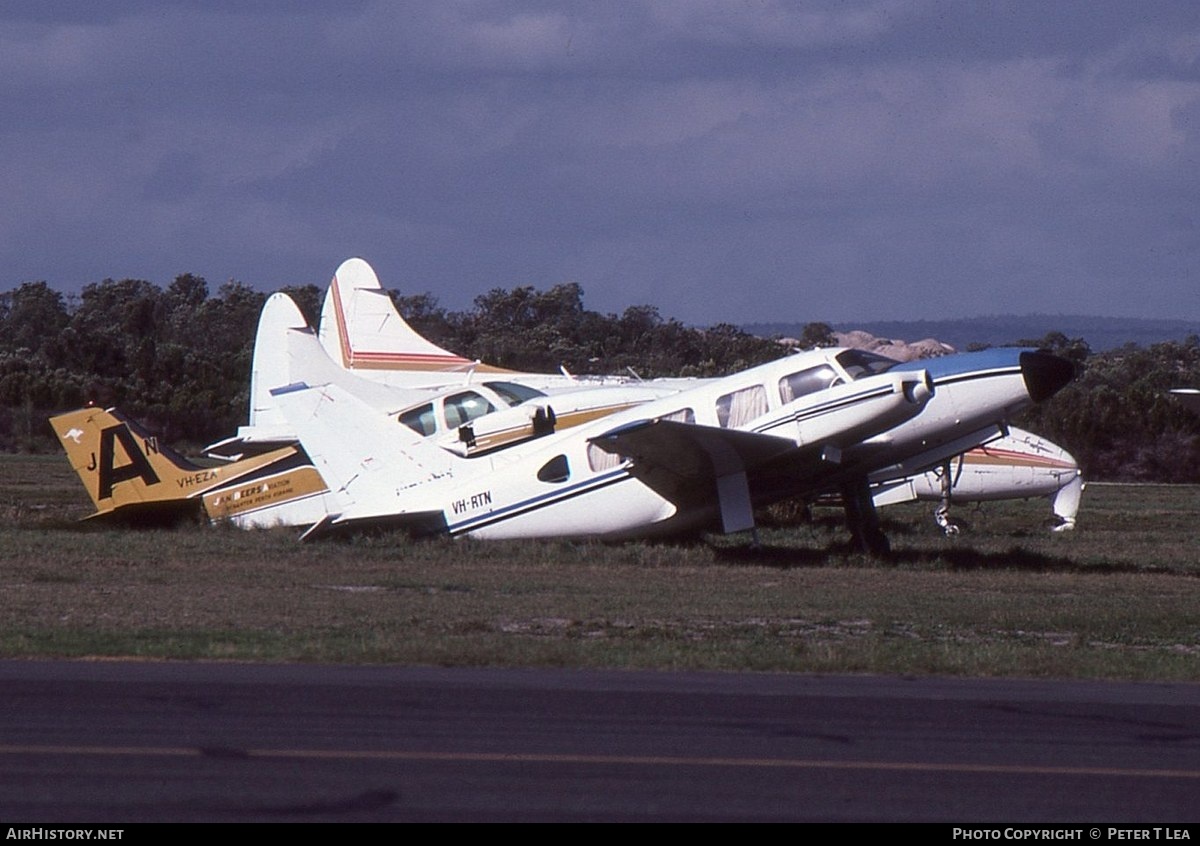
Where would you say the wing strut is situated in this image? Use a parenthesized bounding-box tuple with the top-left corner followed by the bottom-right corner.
(703, 427, 756, 536)
(716, 471, 754, 534)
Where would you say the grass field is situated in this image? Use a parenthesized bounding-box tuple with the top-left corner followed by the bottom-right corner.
(1, 453, 1198, 679)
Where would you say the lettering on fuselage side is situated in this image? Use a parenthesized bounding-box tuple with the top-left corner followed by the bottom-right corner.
(97, 424, 161, 499)
(205, 469, 326, 519)
(176, 470, 219, 489)
(451, 490, 493, 515)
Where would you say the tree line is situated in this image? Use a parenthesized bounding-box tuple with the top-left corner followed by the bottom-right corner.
(1017, 332, 1200, 482)
(0, 276, 781, 452)
(1, 275, 1198, 482)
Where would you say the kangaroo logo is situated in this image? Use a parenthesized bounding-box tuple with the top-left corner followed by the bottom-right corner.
(96, 424, 161, 499)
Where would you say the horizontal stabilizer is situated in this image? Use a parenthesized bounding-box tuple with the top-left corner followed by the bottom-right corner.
(274, 382, 457, 519)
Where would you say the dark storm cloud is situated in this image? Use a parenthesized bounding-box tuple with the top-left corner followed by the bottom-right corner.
(2, 1, 1197, 324)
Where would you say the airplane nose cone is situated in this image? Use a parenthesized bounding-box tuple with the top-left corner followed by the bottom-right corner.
(1020, 351, 1075, 402)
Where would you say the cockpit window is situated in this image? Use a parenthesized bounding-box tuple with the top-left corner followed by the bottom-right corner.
(443, 391, 497, 428)
(835, 350, 900, 380)
(483, 381, 546, 407)
(779, 366, 841, 403)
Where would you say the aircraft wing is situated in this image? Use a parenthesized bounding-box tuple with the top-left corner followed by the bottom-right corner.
(590, 419, 799, 533)
(591, 419, 797, 479)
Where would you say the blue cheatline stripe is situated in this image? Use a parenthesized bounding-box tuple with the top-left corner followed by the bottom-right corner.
(753, 384, 896, 435)
(446, 467, 635, 536)
(929, 366, 1021, 388)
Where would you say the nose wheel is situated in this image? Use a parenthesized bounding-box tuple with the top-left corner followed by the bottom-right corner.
(935, 461, 961, 536)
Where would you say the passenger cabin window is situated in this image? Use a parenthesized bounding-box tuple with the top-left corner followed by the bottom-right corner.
(586, 443, 620, 472)
(779, 366, 841, 404)
(537, 454, 570, 483)
(399, 403, 437, 436)
(715, 385, 768, 429)
(659, 408, 695, 424)
(484, 381, 546, 407)
(835, 350, 900, 380)
(443, 391, 497, 429)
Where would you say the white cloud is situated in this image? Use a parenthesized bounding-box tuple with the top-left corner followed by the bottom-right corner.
(1, 1, 1198, 322)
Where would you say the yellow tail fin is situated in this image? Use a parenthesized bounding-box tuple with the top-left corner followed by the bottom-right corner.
(49, 406, 300, 522)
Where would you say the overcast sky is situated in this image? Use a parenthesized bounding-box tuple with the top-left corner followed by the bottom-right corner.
(3, 1, 1198, 325)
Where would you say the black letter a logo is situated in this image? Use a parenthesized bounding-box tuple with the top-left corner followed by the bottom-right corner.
(97, 424, 161, 499)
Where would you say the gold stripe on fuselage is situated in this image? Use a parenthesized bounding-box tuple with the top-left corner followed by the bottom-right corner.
(464, 402, 646, 455)
(348, 357, 512, 373)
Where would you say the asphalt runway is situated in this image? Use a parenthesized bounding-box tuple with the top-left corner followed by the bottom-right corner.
(1, 661, 1198, 822)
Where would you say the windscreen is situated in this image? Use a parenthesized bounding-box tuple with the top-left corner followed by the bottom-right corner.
(835, 350, 900, 380)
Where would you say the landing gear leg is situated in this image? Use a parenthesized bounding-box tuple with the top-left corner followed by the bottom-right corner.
(842, 479, 891, 556)
(935, 462, 960, 537)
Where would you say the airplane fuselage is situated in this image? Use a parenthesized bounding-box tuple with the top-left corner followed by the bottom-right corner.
(447, 349, 1073, 541)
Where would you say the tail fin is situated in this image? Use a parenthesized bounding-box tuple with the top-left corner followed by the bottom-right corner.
(317, 257, 508, 385)
(49, 406, 302, 523)
(248, 291, 312, 432)
(207, 291, 431, 460)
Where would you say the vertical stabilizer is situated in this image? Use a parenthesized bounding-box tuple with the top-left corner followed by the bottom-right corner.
(250, 292, 310, 429)
(317, 257, 507, 384)
(318, 257, 472, 371)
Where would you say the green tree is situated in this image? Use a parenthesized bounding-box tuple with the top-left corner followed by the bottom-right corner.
(799, 321, 837, 349)
(0, 281, 71, 358)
